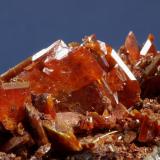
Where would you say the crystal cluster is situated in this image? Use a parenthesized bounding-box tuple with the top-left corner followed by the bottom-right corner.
(0, 32, 160, 159)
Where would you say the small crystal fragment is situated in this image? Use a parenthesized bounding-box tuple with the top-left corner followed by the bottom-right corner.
(140, 34, 157, 56)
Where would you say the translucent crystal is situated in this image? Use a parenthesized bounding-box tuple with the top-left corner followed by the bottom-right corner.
(125, 31, 140, 64)
(0, 82, 30, 130)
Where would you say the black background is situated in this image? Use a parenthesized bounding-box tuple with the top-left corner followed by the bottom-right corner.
(0, 0, 160, 73)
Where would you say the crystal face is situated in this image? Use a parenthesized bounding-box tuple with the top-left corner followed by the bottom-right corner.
(0, 33, 160, 159)
(124, 31, 140, 64)
(43, 46, 104, 93)
(0, 82, 30, 130)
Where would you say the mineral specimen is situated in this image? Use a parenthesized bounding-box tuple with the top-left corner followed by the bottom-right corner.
(0, 32, 160, 159)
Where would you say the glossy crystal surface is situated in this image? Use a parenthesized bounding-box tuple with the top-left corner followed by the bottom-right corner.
(0, 33, 160, 159)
